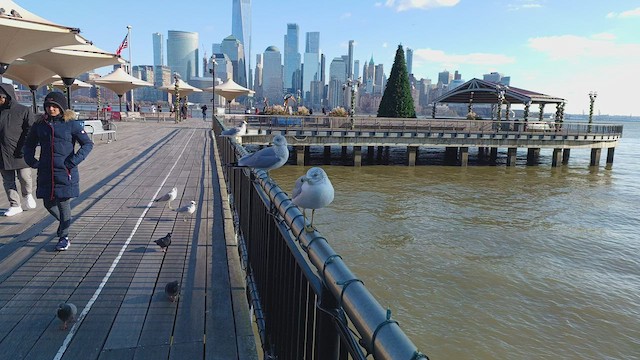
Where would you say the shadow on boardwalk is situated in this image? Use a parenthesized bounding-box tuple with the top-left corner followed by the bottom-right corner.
(0, 119, 257, 359)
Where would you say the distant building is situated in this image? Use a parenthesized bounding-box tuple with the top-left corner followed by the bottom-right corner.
(406, 47, 413, 75)
(483, 72, 510, 86)
(353, 60, 360, 80)
(302, 32, 320, 99)
(262, 46, 283, 107)
(327, 57, 347, 109)
(347, 40, 354, 79)
(167, 30, 199, 80)
(283, 23, 301, 93)
(221, 35, 247, 87)
(152, 32, 163, 67)
(232, 0, 251, 89)
(438, 70, 452, 85)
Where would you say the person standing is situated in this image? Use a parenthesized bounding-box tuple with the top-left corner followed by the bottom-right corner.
(0, 84, 36, 216)
(200, 104, 207, 120)
(24, 92, 93, 251)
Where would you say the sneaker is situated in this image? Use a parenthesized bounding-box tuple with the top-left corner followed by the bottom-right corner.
(24, 194, 37, 209)
(4, 206, 23, 217)
(55, 237, 70, 251)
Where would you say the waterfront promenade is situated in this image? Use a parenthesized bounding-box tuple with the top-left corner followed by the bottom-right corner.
(0, 119, 257, 359)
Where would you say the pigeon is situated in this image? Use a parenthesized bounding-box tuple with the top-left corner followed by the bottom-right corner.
(57, 302, 77, 330)
(235, 135, 289, 182)
(154, 232, 172, 252)
(292, 167, 335, 232)
(154, 187, 178, 209)
(165, 281, 181, 302)
(220, 120, 247, 139)
(175, 201, 196, 221)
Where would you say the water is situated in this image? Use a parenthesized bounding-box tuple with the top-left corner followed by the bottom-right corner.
(271, 120, 640, 359)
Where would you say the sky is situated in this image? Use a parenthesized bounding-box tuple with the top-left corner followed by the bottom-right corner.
(13, 0, 640, 116)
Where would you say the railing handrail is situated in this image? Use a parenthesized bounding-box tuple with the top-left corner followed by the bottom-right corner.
(214, 117, 428, 360)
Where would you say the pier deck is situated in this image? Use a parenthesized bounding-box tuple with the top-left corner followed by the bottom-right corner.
(0, 119, 257, 359)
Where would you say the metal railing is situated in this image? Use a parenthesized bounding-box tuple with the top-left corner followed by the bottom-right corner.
(214, 118, 428, 360)
(219, 114, 623, 138)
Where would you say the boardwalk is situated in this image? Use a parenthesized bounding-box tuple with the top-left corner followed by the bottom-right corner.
(0, 119, 257, 359)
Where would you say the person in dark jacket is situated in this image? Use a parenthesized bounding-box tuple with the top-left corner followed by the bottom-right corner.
(0, 83, 36, 216)
(24, 92, 93, 251)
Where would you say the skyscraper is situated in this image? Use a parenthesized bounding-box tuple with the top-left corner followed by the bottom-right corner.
(232, 0, 251, 88)
(347, 40, 354, 79)
(152, 32, 163, 67)
(221, 35, 247, 87)
(405, 47, 413, 75)
(262, 46, 283, 107)
(302, 32, 320, 97)
(283, 23, 301, 93)
(167, 30, 199, 80)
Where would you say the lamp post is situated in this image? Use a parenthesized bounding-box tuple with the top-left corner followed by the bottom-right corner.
(96, 85, 101, 120)
(173, 73, 180, 124)
(588, 91, 597, 132)
(343, 77, 361, 129)
(209, 56, 217, 130)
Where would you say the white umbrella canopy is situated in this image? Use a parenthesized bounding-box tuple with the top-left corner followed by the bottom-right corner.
(23, 43, 124, 108)
(204, 78, 254, 102)
(3, 58, 55, 88)
(51, 76, 92, 91)
(159, 78, 202, 96)
(91, 67, 154, 111)
(0, 0, 85, 73)
(91, 67, 153, 95)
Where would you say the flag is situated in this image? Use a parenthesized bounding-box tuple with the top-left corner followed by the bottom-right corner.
(116, 34, 128, 56)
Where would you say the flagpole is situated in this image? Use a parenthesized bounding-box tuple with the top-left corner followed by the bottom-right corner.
(127, 25, 134, 113)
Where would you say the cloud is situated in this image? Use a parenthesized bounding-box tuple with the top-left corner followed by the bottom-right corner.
(385, 0, 460, 12)
(507, 1, 543, 11)
(606, 7, 640, 18)
(382, 42, 388, 48)
(340, 12, 352, 20)
(413, 48, 515, 67)
(527, 34, 640, 60)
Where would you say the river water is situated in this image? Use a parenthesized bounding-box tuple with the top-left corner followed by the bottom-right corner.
(271, 120, 640, 359)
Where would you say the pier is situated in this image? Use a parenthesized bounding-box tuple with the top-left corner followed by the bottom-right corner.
(221, 115, 622, 168)
(0, 118, 426, 360)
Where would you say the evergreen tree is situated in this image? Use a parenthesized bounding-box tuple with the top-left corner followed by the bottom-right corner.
(377, 44, 416, 118)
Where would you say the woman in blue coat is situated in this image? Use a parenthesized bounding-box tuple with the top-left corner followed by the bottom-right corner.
(23, 92, 93, 251)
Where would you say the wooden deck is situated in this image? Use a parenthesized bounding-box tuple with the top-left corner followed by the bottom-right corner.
(0, 119, 257, 359)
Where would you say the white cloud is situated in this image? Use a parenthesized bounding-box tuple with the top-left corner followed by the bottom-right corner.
(385, 0, 460, 12)
(508, 1, 543, 11)
(340, 12, 352, 20)
(382, 42, 388, 48)
(606, 7, 640, 18)
(527, 34, 640, 60)
(413, 48, 515, 67)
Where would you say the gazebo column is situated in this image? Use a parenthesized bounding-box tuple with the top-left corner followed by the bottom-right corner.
(538, 103, 545, 122)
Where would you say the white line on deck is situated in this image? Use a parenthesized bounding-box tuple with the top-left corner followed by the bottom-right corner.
(54, 129, 197, 360)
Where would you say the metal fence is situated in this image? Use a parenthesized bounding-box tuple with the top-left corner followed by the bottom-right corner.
(213, 119, 428, 360)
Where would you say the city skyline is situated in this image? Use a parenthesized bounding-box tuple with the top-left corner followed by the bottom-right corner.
(11, 0, 640, 116)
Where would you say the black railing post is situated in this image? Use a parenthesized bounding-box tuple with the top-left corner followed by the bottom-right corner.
(315, 287, 341, 359)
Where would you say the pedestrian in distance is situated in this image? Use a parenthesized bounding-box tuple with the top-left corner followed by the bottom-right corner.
(201, 104, 208, 120)
(23, 92, 94, 251)
(0, 83, 37, 216)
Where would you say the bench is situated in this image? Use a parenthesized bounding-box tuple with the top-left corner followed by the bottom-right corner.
(82, 119, 117, 142)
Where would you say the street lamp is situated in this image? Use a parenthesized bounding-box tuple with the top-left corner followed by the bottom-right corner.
(342, 77, 361, 129)
(173, 73, 180, 124)
(588, 91, 597, 123)
(209, 56, 217, 130)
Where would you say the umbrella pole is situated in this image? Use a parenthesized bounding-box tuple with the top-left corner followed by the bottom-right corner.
(29, 86, 38, 113)
(118, 95, 123, 113)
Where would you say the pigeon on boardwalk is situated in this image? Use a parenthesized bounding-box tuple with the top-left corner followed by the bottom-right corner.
(165, 281, 181, 302)
(175, 201, 196, 221)
(57, 302, 77, 330)
(154, 187, 178, 209)
(236, 135, 289, 182)
(154, 232, 172, 252)
(292, 167, 335, 232)
(220, 120, 247, 139)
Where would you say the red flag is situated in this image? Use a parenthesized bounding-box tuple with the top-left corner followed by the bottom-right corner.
(116, 34, 128, 56)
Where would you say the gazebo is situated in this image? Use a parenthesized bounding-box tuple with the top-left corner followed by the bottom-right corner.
(432, 78, 566, 122)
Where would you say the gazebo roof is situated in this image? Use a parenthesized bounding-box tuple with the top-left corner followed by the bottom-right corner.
(433, 78, 566, 105)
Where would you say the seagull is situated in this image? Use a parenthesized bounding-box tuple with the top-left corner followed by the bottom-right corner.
(165, 281, 181, 302)
(57, 303, 77, 330)
(236, 135, 289, 182)
(154, 232, 172, 252)
(175, 201, 196, 221)
(220, 120, 247, 138)
(291, 167, 335, 232)
(154, 187, 178, 209)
